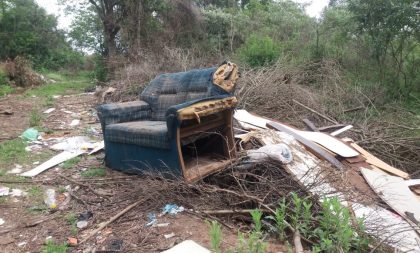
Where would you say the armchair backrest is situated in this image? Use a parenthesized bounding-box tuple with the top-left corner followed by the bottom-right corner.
(140, 67, 231, 121)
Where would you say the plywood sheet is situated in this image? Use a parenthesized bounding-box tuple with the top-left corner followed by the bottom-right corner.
(234, 110, 359, 158)
(348, 141, 409, 179)
(361, 168, 420, 224)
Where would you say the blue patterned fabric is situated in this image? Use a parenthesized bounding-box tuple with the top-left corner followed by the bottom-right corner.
(105, 120, 170, 149)
(140, 67, 230, 121)
(97, 101, 151, 132)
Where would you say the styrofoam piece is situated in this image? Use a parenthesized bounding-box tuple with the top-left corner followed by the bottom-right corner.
(88, 141, 104, 155)
(161, 240, 210, 253)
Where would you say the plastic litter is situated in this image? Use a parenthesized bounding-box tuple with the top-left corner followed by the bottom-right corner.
(162, 204, 185, 216)
(43, 108, 55, 114)
(50, 136, 96, 152)
(44, 189, 57, 209)
(79, 211, 93, 221)
(146, 213, 157, 227)
(10, 189, 26, 197)
(70, 119, 80, 126)
(21, 128, 39, 141)
(0, 186, 10, 196)
(0, 218, 4, 225)
(76, 220, 88, 229)
(164, 233, 176, 239)
(108, 239, 123, 251)
(247, 143, 293, 164)
(162, 240, 210, 253)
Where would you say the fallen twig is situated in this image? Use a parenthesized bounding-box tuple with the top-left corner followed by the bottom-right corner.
(293, 230, 304, 253)
(292, 99, 338, 124)
(59, 175, 112, 198)
(79, 199, 145, 244)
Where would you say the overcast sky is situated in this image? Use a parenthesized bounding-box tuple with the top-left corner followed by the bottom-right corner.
(35, 0, 329, 31)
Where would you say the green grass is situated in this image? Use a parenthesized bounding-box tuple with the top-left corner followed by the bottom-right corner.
(29, 109, 43, 127)
(81, 167, 106, 177)
(41, 240, 68, 253)
(0, 139, 27, 166)
(0, 85, 14, 97)
(66, 212, 78, 236)
(26, 71, 94, 97)
(27, 185, 43, 198)
(0, 169, 6, 177)
(61, 157, 81, 169)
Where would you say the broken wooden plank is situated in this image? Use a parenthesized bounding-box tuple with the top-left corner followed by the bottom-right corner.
(21, 151, 84, 177)
(267, 122, 345, 170)
(330, 125, 353, 136)
(234, 110, 359, 158)
(302, 118, 319, 132)
(344, 140, 409, 179)
(361, 168, 420, 225)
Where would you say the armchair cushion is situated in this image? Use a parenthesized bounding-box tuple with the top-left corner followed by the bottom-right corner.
(97, 101, 151, 127)
(105, 120, 170, 149)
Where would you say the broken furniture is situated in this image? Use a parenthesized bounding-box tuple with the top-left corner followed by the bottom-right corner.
(97, 62, 239, 181)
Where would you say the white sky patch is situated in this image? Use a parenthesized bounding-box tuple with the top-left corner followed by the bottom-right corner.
(294, 0, 330, 18)
(35, 0, 73, 31)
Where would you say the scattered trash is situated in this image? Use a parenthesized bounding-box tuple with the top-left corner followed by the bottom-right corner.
(164, 233, 176, 239)
(43, 108, 55, 114)
(58, 192, 71, 210)
(162, 204, 185, 216)
(79, 211, 93, 221)
(0, 218, 5, 225)
(247, 143, 293, 164)
(44, 189, 57, 209)
(88, 141, 105, 155)
(155, 223, 170, 227)
(107, 238, 123, 251)
(25, 144, 43, 152)
(146, 213, 157, 227)
(0, 186, 10, 196)
(45, 236, 52, 241)
(70, 119, 80, 126)
(21, 128, 39, 141)
(51, 136, 96, 152)
(162, 240, 210, 253)
(67, 237, 78, 246)
(10, 189, 26, 197)
(52, 95, 60, 99)
(17, 241, 27, 247)
(33, 161, 40, 165)
(7, 164, 23, 174)
(76, 220, 88, 229)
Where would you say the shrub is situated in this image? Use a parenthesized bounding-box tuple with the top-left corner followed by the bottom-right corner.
(238, 35, 281, 67)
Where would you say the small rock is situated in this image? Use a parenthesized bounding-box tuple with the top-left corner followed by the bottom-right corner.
(76, 220, 88, 229)
(67, 237, 78, 246)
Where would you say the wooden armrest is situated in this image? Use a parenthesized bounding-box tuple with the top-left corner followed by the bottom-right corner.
(177, 97, 237, 123)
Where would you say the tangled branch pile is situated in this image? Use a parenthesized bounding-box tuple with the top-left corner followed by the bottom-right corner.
(236, 60, 420, 175)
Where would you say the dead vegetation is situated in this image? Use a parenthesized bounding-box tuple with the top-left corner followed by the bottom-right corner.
(4, 56, 45, 87)
(235, 60, 420, 175)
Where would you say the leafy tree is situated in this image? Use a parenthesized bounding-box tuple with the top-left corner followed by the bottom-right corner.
(0, 0, 81, 69)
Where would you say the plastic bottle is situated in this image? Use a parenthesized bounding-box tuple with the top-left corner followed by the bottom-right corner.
(44, 189, 57, 209)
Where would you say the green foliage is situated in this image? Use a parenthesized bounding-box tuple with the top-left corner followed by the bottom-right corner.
(0, 0, 82, 70)
(208, 220, 222, 253)
(81, 167, 106, 177)
(238, 35, 280, 67)
(41, 240, 68, 253)
(0, 85, 14, 97)
(0, 139, 27, 165)
(93, 55, 108, 82)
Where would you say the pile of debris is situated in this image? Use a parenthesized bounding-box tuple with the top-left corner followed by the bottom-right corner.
(229, 109, 420, 252)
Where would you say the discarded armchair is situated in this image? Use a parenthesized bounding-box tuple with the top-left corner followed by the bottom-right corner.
(97, 62, 239, 181)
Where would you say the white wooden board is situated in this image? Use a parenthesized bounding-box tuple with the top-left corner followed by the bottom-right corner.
(361, 168, 420, 224)
(21, 151, 84, 177)
(234, 110, 359, 158)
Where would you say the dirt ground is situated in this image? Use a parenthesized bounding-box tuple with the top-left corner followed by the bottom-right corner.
(0, 92, 286, 253)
